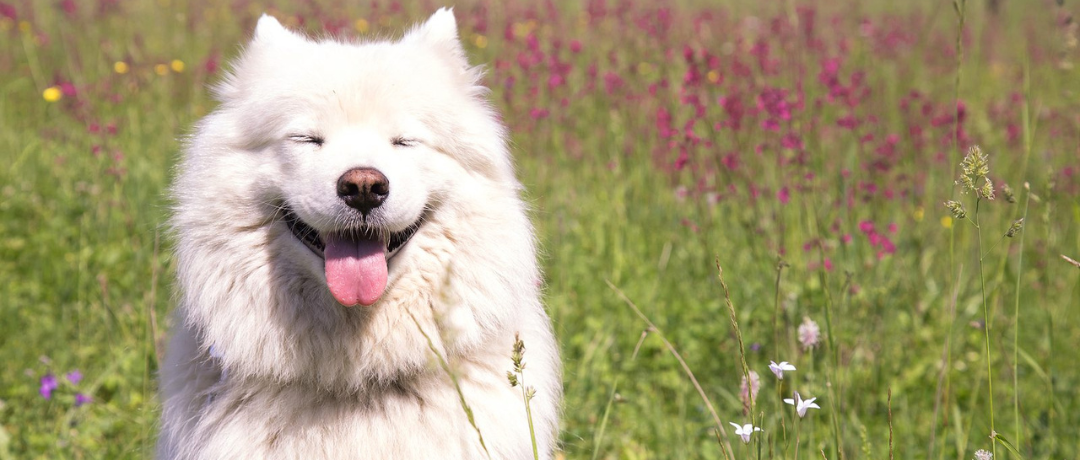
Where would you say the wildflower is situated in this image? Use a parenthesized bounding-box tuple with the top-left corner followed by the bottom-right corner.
(1005, 218, 1024, 238)
(113, 61, 129, 74)
(944, 200, 967, 219)
(973, 449, 992, 460)
(154, 64, 168, 75)
(783, 391, 821, 417)
(354, 18, 369, 33)
(941, 216, 953, 229)
(171, 59, 185, 73)
(39, 374, 58, 399)
(729, 422, 762, 443)
(473, 34, 487, 49)
(797, 317, 821, 351)
(43, 86, 62, 102)
(65, 370, 82, 385)
(739, 370, 760, 411)
(768, 361, 796, 380)
(58, 82, 76, 97)
(74, 393, 91, 407)
(204, 55, 219, 74)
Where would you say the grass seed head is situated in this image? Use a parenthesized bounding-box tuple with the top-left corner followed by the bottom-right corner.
(958, 145, 994, 200)
(944, 200, 967, 219)
(1005, 218, 1024, 238)
(1002, 183, 1016, 203)
(511, 333, 526, 373)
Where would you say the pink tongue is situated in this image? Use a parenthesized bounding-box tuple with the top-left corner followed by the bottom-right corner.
(324, 233, 387, 307)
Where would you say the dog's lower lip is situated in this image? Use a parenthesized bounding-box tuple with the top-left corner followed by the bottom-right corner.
(280, 206, 421, 259)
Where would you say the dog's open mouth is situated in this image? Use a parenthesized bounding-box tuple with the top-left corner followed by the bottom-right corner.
(281, 206, 422, 307)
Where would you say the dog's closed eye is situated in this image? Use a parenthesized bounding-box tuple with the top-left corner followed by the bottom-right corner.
(288, 134, 325, 146)
(391, 136, 418, 147)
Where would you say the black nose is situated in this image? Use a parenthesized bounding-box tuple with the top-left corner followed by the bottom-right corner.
(337, 167, 389, 215)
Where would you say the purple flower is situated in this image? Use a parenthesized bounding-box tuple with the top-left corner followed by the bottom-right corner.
(39, 374, 58, 399)
(74, 393, 92, 407)
(66, 370, 82, 385)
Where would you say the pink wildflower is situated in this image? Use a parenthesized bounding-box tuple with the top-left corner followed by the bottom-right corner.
(798, 317, 821, 351)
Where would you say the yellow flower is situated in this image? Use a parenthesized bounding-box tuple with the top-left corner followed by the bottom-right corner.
(170, 59, 185, 73)
(114, 61, 129, 74)
(707, 70, 720, 83)
(354, 18, 369, 33)
(940, 216, 953, 229)
(154, 64, 168, 76)
(473, 34, 487, 49)
(512, 20, 536, 38)
(913, 206, 924, 222)
(43, 86, 62, 102)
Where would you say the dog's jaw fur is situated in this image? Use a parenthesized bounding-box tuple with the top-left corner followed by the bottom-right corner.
(158, 9, 560, 459)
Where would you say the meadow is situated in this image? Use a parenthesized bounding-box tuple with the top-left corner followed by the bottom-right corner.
(1, 0, 1079, 458)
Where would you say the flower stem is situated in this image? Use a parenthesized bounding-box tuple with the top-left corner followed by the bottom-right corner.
(518, 372, 539, 460)
(975, 198, 998, 458)
(1012, 184, 1031, 447)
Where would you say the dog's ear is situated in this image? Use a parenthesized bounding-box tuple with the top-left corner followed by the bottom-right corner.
(253, 14, 305, 46)
(213, 15, 305, 103)
(403, 8, 470, 71)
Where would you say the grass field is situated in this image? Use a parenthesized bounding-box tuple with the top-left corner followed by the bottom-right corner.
(1, 0, 1079, 458)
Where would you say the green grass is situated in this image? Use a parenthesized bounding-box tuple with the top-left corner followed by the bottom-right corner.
(1, 0, 1079, 458)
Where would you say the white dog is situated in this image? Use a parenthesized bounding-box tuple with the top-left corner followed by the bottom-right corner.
(158, 9, 560, 459)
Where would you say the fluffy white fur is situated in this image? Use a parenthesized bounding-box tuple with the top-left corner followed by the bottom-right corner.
(158, 9, 560, 459)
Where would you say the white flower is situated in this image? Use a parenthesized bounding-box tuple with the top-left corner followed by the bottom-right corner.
(768, 361, 796, 379)
(728, 422, 762, 443)
(783, 391, 821, 418)
(973, 449, 992, 460)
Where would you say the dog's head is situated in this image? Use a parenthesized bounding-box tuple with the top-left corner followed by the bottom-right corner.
(184, 9, 515, 308)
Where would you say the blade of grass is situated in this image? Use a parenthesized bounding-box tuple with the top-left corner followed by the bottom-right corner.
(606, 279, 734, 460)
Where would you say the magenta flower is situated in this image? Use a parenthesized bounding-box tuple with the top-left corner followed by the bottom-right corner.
(0, 3, 18, 21)
(777, 187, 791, 205)
(74, 393, 92, 407)
(40, 374, 58, 399)
(66, 370, 82, 385)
